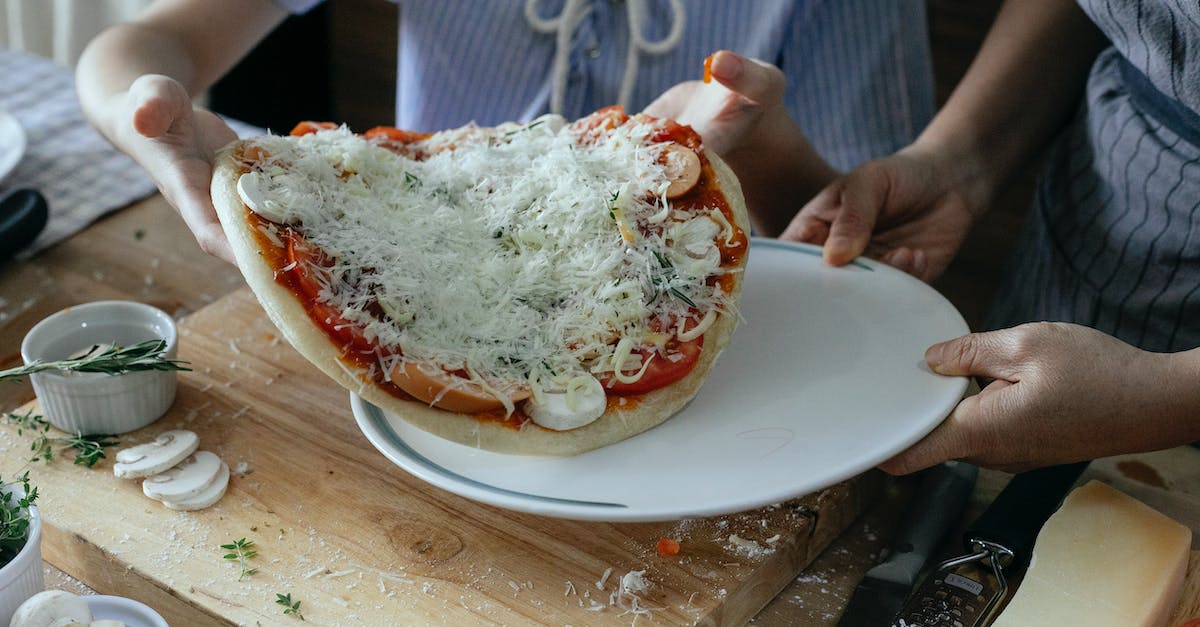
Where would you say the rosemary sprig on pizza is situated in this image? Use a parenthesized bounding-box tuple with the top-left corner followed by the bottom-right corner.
(211, 106, 749, 455)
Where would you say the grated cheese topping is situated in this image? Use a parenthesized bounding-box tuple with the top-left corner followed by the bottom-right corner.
(240, 113, 736, 397)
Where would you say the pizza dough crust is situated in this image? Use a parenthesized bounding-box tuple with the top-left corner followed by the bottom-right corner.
(212, 135, 749, 456)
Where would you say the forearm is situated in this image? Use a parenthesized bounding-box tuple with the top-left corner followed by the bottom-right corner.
(1154, 348, 1200, 449)
(76, 0, 286, 137)
(913, 0, 1107, 213)
(728, 110, 838, 237)
(77, 25, 195, 135)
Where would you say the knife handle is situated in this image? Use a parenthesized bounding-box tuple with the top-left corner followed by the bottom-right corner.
(964, 461, 1089, 571)
(883, 461, 979, 582)
(0, 189, 48, 259)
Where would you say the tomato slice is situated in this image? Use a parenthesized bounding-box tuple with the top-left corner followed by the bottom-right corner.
(290, 121, 337, 136)
(647, 118, 702, 150)
(363, 126, 432, 144)
(571, 105, 630, 135)
(285, 234, 374, 353)
(390, 362, 530, 413)
(601, 335, 703, 396)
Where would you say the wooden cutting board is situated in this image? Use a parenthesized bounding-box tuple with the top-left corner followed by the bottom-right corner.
(0, 287, 881, 626)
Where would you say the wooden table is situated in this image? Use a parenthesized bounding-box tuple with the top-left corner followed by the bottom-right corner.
(4, 196, 1200, 625)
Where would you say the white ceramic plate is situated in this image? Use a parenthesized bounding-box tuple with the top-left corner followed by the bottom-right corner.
(87, 595, 168, 627)
(353, 239, 969, 521)
(0, 110, 25, 184)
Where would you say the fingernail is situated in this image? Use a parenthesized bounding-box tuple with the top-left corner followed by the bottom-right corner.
(822, 235, 860, 266)
(925, 342, 946, 369)
(710, 51, 742, 81)
(912, 250, 928, 279)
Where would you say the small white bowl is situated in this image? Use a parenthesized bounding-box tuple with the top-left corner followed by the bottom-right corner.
(87, 594, 169, 627)
(20, 301, 179, 435)
(0, 486, 42, 627)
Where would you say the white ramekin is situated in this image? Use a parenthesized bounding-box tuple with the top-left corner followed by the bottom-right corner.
(0, 487, 43, 627)
(20, 301, 179, 435)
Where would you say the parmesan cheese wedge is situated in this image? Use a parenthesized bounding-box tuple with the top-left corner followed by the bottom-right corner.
(993, 480, 1191, 627)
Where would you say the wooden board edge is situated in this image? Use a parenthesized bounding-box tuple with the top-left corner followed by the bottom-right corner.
(40, 523, 234, 626)
(714, 471, 887, 625)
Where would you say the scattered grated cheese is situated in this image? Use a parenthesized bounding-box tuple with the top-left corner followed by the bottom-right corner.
(239, 116, 736, 399)
(596, 567, 614, 590)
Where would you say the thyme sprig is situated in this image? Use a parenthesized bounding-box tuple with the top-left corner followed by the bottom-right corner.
(61, 433, 120, 468)
(221, 537, 258, 581)
(0, 339, 191, 382)
(651, 251, 697, 307)
(4, 411, 118, 467)
(276, 592, 305, 620)
(0, 472, 38, 565)
(4, 409, 48, 436)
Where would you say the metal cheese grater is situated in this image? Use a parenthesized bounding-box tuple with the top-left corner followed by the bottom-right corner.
(892, 462, 1089, 627)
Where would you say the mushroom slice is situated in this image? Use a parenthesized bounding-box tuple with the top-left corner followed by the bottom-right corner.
(112, 430, 199, 479)
(237, 171, 288, 224)
(142, 450, 223, 502)
(525, 375, 607, 431)
(162, 460, 230, 511)
(9, 590, 92, 627)
(661, 144, 701, 199)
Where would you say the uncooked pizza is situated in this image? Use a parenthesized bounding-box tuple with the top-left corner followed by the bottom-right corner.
(211, 106, 749, 455)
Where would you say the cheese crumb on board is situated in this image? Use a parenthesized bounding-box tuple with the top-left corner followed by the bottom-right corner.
(993, 480, 1191, 627)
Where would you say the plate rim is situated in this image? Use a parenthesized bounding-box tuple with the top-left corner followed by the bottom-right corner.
(352, 239, 968, 521)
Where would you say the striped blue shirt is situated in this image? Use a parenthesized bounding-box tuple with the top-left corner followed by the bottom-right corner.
(275, 0, 933, 171)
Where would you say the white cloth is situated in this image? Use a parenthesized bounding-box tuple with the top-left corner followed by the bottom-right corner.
(0, 48, 259, 258)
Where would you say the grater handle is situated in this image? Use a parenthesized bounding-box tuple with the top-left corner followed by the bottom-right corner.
(963, 461, 1089, 572)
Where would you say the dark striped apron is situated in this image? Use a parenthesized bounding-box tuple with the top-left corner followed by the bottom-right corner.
(986, 47, 1200, 352)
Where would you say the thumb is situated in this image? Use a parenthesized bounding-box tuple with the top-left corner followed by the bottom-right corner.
(925, 330, 1022, 381)
(129, 74, 192, 138)
(821, 165, 887, 266)
(780, 183, 838, 245)
(707, 50, 786, 108)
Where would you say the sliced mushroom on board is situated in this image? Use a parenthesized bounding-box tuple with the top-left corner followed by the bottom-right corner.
(112, 429, 199, 479)
(142, 450, 223, 502)
(162, 460, 230, 511)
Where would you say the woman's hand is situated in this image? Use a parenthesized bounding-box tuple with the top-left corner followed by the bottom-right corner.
(645, 51, 838, 235)
(882, 322, 1200, 474)
(102, 74, 238, 262)
(644, 50, 787, 155)
(781, 146, 979, 283)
